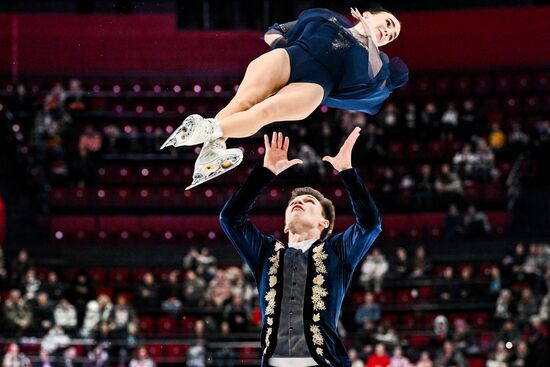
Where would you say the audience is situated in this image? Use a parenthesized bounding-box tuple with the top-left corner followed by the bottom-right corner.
(360, 248, 389, 292)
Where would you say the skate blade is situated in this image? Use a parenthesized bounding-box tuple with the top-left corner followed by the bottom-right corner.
(185, 154, 243, 190)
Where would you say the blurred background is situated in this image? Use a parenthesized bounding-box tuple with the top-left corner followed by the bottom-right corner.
(0, 0, 549, 366)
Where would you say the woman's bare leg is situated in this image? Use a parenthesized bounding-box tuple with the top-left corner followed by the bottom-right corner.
(218, 82, 324, 138)
(215, 49, 291, 120)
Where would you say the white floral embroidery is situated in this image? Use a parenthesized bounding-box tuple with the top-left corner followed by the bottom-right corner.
(275, 241, 284, 251)
(263, 241, 284, 356)
(310, 243, 329, 358)
(313, 274, 325, 286)
(310, 324, 324, 346)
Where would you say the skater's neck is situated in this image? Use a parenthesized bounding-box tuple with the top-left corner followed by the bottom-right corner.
(287, 230, 320, 244)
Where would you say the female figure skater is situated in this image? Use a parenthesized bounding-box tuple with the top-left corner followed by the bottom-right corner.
(161, 7, 408, 189)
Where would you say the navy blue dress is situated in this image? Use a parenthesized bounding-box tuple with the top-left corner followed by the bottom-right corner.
(269, 8, 408, 115)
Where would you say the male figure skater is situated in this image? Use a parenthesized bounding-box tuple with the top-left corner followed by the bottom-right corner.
(220, 127, 382, 366)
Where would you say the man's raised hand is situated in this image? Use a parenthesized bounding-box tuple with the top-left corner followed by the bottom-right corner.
(263, 132, 303, 175)
(323, 127, 361, 172)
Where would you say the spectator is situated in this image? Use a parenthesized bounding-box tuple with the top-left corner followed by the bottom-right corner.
(362, 123, 385, 162)
(355, 319, 377, 352)
(196, 247, 217, 282)
(440, 102, 459, 140)
(80, 294, 112, 338)
(83, 345, 109, 367)
(509, 340, 528, 367)
(501, 243, 526, 284)
(415, 352, 433, 367)
(160, 270, 182, 301)
(2, 343, 31, 367)
(67, 271, 94, 324)
(378, 167, 399, 211)
(373, 322, 399, 348)
(129, 346, 155, 367)
(414, 164, 434, 211)
(61, 347, 78, 367)
(72, 125, 102, 186)
(486, 341, 509, 367)
(222, 294, 250, 332)
(489, 123, 506, 151)
(183, 247, 201, 271)
(488, 266, 502, 296)
(135, 272, 160, 308)
(212, 321, 237, 366)
(3, 289, 32, 336)
(0, 247, 8, 287)
(108, 294, 138, 338)
(471, 138, 496, 181)
(443, 203, 462, 241)
(205, 269, 231, 309)
(186, 338, 206, 367)
(21, 268, 41, 301)
(54, 298, 78, 334)
(38, 350, 53, 367)
(390, 346, 411, 367)
(434, 340, 467, 367)
(452, 143, 476, 180)
(430, 315, 449, 350)
(458, 265, 477, 300)
(161, 296, 183, 316)
(507, 123, 529, 157)
(434, 164, 463, 209)
(526, 316, 549, 367)
(41, 271, 64, 302)
(435, 267, 457, 301)
(228, 268, 255, 305)
(359, 248, 389, 292)
(295, 143, 326, 184)
(420, 101, 439, 134)
(10, 249, 32, 284)
(516, 288, 538, 326)
(391, 247, 411, 278)
(463, 205, 491, 238)
(404, 102, 418, 135)
(31, 291, 55, 334)
(378, 103, 399, 135)
(494, 289, 513, 320)
(538, 291, 550, 321)
(411, 246, 432, 278)
(355, 292, 381, 326)
(459, 99, 479, 137)
(452, 318, 479, 355)
(497, 320, 521, 346)
(65, 78, 88, 112)
(41, 325, 71, 354)
(182, 270, 206, 308)
(349, 348, 365, 367)
(366, 343, 390, 367)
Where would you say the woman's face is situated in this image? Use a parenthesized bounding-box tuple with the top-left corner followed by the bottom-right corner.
(366, 11, 401, 46)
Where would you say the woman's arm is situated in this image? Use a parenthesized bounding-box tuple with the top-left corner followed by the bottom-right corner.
(264, 20, 297, 48)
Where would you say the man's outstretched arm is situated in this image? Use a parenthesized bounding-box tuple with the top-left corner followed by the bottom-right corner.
(220, 132, 302, 276)
(323, 127, 382, 269)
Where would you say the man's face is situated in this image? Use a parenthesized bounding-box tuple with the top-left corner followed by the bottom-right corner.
(284, 194, 328, 237)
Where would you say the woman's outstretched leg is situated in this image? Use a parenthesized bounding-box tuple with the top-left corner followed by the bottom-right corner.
(215, 49, 291, 120)
(184, 82, 324, 189)
(219, 82, 324, 138)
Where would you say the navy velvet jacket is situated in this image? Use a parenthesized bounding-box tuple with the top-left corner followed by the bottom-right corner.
(219, 165, 382, 366)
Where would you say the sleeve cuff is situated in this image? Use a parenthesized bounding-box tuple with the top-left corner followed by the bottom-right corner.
(252, 164, 277, 181)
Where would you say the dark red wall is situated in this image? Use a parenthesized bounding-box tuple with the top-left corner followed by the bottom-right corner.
(0, 6, 549, 77)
